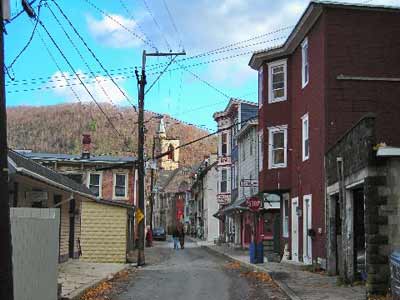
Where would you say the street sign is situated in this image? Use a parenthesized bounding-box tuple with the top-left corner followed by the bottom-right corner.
(246, 196, 261, 212)
(136, 208, 144, 223)
(218, 156, 231, 166)
(217, 193, 230, 204)
(240, 179, 258, 187)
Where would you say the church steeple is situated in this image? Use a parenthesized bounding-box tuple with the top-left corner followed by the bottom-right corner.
(157, 117, 166, 139)
(154, 117, 180, 170)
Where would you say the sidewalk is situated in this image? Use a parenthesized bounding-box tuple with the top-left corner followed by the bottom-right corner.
(58, 260, 127, 299)
(202, 242, 366, 300)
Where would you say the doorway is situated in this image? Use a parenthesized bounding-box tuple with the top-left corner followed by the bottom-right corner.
(353, 188, 366, 280)
(303, 195, 312, 264)
(291, 197, 299, 262)
(69, 198, 76, 259)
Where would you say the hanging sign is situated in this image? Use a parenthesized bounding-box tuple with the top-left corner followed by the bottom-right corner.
(246, 196, 261, 212)
(240, 179, 258, 187)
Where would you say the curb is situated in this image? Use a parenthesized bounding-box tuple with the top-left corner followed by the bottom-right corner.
(202, 245, 302, 300)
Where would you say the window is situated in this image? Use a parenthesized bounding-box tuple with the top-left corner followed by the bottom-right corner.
(167, 144, 174, 160)
(302, 114, 309, 161)
(249, 135, 253, 156)
(258, 131, 263, 171)
(241, 142, 246, 161)
(268, 60, 287, 103)
(301, 38, 309, 88)
(114, 173, 128, 199)
(221, 169, 228, 193)
(88, 173, 102, 197)
(258, 66, 264, 107)
(221, 133, 228, 156)
(283, 194, 289, 237)
(268, 125, 288, 169)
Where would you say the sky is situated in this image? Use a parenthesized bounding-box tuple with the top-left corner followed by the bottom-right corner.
(4, 0, 399, 131)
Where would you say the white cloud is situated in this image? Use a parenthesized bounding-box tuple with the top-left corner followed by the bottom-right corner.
(86, 14, 143, 48)
(47, 70, 130, 105)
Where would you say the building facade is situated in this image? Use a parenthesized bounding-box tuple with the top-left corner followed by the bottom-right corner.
(213, 98, 258, 244)
(250, 1, 400, 268)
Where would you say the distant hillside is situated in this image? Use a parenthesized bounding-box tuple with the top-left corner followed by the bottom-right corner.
(7, 103, 217, 167)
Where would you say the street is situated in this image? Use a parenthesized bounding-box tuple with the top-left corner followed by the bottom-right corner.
(115, 239, 288, 300)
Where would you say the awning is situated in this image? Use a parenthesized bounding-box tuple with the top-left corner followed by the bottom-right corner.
(222, 198, 249, 215)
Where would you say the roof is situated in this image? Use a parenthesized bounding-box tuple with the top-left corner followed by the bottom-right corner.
(236, 117, 258, 140)
(249, 1, 400, 70)
(94, 199, 135, 210)
(8, 150, 96, 200)
(213, 98, 257, 120)
(16, 151, 136, 164)
(377, 146, 400, 157)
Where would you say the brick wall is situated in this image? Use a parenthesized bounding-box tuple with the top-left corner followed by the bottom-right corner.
(80, 201, 127, 263)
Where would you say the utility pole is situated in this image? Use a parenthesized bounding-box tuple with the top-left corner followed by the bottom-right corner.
(0, 1, 14, 299)
(135, 50, 185, 266)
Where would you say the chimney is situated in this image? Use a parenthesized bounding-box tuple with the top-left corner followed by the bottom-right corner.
(82, 134, 91, 159)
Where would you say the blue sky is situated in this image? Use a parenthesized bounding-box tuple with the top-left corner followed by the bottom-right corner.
(5, 0, 399, 131)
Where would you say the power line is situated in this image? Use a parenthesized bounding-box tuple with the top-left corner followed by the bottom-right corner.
(178, 63, 230, 99)
(145, 55, 178, 95)
(35, 14, 128, 143)
(49, 0, 137, 111)
(6, 31, 288, 86)
(6, 2, 41, 69)
(141, 0, 171, 50)
(46, 2, 122, 110)
(118, 0, 157, 50)
(6, 0, 37, 23)
(161, 0, 183, 49)
(6, 45, 277, 94)
(83, 0, 157, 51)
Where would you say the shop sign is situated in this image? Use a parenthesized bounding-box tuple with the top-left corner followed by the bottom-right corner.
(246, 196, 261, 212)
(240, 179, 258, 187)
(217, 193, 230, 204)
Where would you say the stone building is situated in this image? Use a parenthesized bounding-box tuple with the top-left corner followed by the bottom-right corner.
(325, 114, 400, 296)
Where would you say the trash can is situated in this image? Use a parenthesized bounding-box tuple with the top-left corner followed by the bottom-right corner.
(390, 251, 400, 300)
(256, 242, 264, 264)
(249, 242, 257, 264)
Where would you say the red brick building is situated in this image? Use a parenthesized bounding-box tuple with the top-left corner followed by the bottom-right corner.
(250, 1, 400, 267)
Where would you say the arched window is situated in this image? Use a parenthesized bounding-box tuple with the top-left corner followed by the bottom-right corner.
(167, 144, 174, 160)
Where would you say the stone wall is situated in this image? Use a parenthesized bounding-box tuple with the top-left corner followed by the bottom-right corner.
(326, 115, 376, 186)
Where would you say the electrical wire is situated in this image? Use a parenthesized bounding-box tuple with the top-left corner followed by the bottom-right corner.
(82, 0, 157, 51)
(141, 0, 171, 50)
(6, 32, 288, 86)
(145, 55, 178, 95)
(49, 0, 137, 111)
(46, 2, 122, 110)
(161, 0, 183, 49)
(35, 15, 128, 144)
(118, 0, 157, 51)
(7, 2, 41, 70)
(6, 0, 38, 23)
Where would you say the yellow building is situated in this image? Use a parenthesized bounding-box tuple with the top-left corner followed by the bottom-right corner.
(80, 200, 135, 263)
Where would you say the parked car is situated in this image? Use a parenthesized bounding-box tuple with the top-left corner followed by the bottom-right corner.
(153, 227, 167, 241)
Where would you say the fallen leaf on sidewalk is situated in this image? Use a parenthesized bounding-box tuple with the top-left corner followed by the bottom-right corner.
(225, 262, 241, 269)
(81, 281, 112, 300)
(240, 271, 273, 283)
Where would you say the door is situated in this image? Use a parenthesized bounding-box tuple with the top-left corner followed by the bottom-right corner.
(303, 195, 312, 264)
(291, 197, 299, 262)
(69, 198, 76, 259)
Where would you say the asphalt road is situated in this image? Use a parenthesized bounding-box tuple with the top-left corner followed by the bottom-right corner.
(115, 239, 288, 300)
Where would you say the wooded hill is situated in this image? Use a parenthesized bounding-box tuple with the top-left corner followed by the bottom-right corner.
(7, 103, 217, 167)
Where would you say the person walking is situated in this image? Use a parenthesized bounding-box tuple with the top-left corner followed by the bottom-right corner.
(172, 227, 179, 250)
(179, 227, 185, 249)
